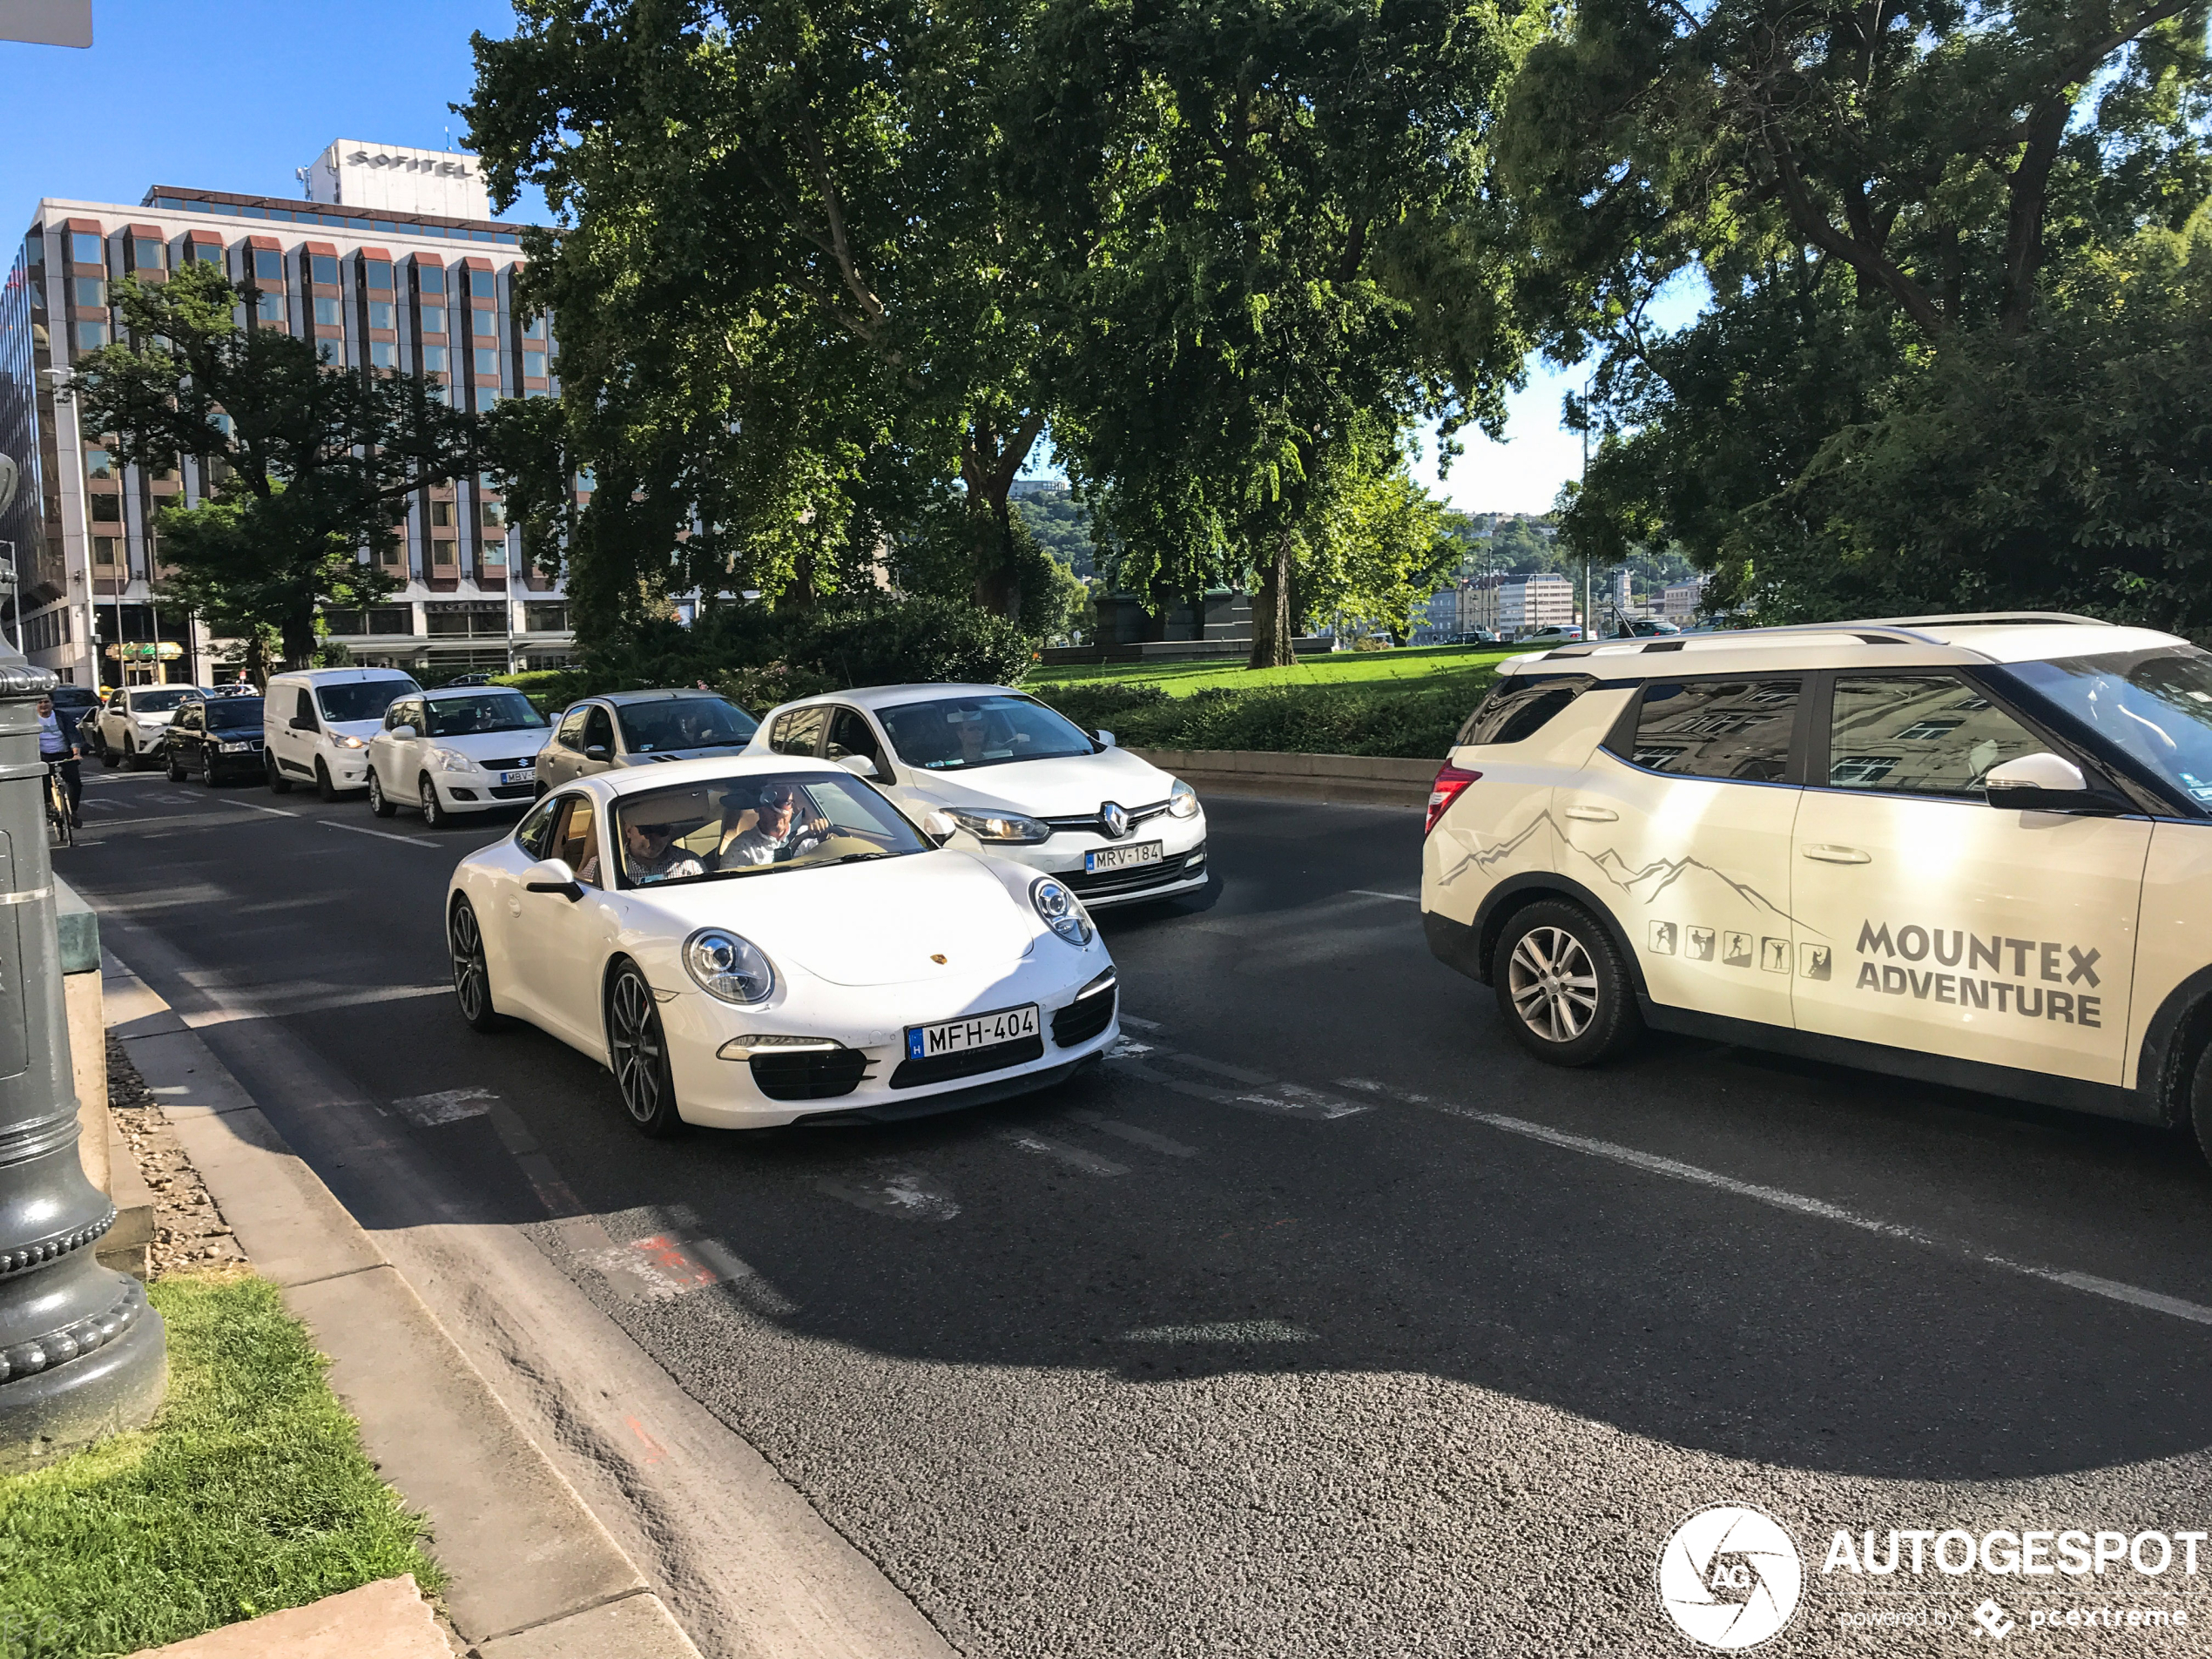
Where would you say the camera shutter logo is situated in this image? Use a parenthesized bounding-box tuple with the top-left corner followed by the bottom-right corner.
(1657, 1506, 1803, 1649)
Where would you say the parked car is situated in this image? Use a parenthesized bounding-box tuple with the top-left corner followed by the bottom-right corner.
(164, 691, 266, 786)
(1514, 624, 1588, 647)
(535, 691, 759, 790)
(1452, 630, 1501, 646)
(445, 758, 1120, 1135)
(96, 684, 208, 770)
(1420, 610, 2212, 1158)
(368, 685, 551, 828)
(263, 667, 421, 799)
(745, 685, 1209, 908)
(1614, 618, 1683, 638)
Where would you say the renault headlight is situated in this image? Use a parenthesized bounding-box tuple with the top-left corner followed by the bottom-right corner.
(1030, 877, 1095, 947)
(948, 807, 1050, 844)
(428, 747, 475, 772)
(685, 928, 776, 1004)
(1167, 779, 1200, 819)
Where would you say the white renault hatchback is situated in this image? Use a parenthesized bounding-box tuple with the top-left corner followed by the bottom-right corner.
(1420, 614, 2212, 1158)
(367, 685, 551, 828)
(745, 685, 1209, 907)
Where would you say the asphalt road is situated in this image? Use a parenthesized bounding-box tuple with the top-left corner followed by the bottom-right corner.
(62, 761, 2212, 1657)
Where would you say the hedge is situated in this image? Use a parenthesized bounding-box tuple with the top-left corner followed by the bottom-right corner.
(1030, 673, 1497, 760)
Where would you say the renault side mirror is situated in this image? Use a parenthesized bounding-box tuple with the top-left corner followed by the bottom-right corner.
(523, 857, 583, 900)
(1985, 752, 2111, 813)
(1096, 729, 1116, 748)
(835, 753, 878, 779)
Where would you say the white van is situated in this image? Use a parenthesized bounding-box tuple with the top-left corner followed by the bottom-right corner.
(264, 668, 422, 799)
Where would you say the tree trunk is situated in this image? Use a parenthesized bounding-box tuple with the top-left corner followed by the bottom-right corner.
(1248, 527, 1297, 669)
(281, 609, 318, 671)
(969, 500, 1022, 622)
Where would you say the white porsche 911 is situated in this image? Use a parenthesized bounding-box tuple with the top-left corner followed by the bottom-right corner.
(443, 757, 1120, 1135)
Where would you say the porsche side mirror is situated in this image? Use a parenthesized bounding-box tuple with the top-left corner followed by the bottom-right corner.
(919, 809, 959, 846)
(523, 857, 583, 900)
(1096, 729, 1116, 748)
(835, 753, 879, 779)
(583, 744, 610, 763)
(1985, 752, 2111, 813)
(389, 724, 417, 741)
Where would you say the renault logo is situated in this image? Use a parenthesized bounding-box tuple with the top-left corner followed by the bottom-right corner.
(1100, 801, 1130, 840)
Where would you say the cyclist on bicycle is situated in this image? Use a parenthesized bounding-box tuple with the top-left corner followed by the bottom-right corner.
(37, 694, 81, 827)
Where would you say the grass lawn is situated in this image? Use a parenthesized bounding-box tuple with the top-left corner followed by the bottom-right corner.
(1026, 642, 1520, 697)
(0, 1270, 439, 1657)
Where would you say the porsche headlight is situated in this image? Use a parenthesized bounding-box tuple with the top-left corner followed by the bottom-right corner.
(1167, 779, 1200, 819)
(428, 747, 475, 772)
(948, 807, 1050, 844)
(1030, 876, 1094, 947)
(685, 928, 776, 1004)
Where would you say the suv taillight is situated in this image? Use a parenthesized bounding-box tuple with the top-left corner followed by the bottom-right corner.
(1425, 764, 1481, 836)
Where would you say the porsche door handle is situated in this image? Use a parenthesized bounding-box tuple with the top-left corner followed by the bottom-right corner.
(1801, 845, 1871, 865)
(1563, 806, 1618, 822)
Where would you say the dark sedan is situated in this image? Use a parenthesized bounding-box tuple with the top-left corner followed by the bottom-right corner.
(165, 692, 266, 786)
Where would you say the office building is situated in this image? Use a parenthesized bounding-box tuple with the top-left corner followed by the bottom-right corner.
(2, 140, 579, 685)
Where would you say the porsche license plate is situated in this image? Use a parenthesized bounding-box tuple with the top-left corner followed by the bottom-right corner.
(907, 1004, 1040, 1060)
(1085, 840, 1162, 874)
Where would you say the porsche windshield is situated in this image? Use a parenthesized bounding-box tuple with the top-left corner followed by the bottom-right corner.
(2006, 644, 2212, 808)
(878, 694, 1095, 772)
(610, 772, 929, 889)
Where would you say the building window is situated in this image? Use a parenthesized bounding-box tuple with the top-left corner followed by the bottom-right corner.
(74, 321, 106, 350)
(468, 269, 496, 298)
(416, 266, 445, 295)
(313, 296, 341, 327)
(368, 301, 395, 330)
(188, 241, 222, 266)
(524, 603, 569, 633)
(520, 314, 547, 341)
(481, 543, 508, 569)
(132, 238, 164, 270)
(69, 232, 102, 265)
(93, 537, 120, 568)
(523, 351, 548, 380)
(73, 276, 105, 307)
(84, 448, 113, 479)
(481, 501, 507, 529)
(421, 345, 447, 374)
(257, 293, 284, 322)
(318, 338, 344, 365)
(252, 249, 281, 281)
(430, 539, 458, 570)
(367, 605, 411, 633)
(429, 499, 454, 528)
(310, 254, 340, 286)
(378, 539, 404, 567)
(421, 305, 446, 335)
(320, 609, 365, 635)
(363, 260, 393, 290)
(369, 341, 396, 368)
(89, 495, 122, 523)
(473, 348, 498, 378)
(471, 307, 496, 338)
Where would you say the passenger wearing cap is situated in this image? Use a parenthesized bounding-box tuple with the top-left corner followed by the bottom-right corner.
(585, 794, 709, 887)
(718, 782, 832, 868)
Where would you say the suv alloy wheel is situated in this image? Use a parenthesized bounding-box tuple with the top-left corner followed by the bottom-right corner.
(1492, 899, 1641, 1066)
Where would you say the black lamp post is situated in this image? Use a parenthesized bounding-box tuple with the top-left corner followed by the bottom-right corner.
(0, 640, 164, 1469)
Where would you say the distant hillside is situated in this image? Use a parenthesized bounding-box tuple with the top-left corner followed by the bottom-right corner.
(1011, 481, 1096, 579)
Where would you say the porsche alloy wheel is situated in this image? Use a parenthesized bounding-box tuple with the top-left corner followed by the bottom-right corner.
(607, 961, 684, 1137)
(448, 899, 503, 1033)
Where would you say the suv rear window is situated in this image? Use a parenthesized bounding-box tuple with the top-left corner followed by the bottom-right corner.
(1622, 679, 1800, 782)
(1456, 676, 1592, 747)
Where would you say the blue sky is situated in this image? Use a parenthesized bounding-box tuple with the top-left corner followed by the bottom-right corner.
(5, 1, 1687, 517)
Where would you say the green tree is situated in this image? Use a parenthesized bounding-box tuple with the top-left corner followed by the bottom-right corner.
(1015, 0, 1534, 665)
(466, 0, 1065, 630)
(69, 263, 479, 669)
(1298, 448, 1459, 643)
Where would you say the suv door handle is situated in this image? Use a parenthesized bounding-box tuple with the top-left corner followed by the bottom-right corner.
(1802, 845, 1871, 864)
(1563, 806, 1618, 822)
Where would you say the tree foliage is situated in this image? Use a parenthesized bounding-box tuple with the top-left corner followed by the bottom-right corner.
(69, 263, 478, 670)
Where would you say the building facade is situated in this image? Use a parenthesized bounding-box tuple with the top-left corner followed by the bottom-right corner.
(3, 143, 578, 687)
(1496, 572, 1575, 636)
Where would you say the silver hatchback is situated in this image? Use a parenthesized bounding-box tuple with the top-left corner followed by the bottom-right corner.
(535, 691, 760, 789)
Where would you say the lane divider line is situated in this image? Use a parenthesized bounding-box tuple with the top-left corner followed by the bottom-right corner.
(1348, 889, 1420, 903)
(1064, 1109, 1199, 1159)
(320, 819, 440, 846)
(218, 799, 298, 818)
(1335, 1076, 2212, 1331)
(997, 1129, 1130, 1177)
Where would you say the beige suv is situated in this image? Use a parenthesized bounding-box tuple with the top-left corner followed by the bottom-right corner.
(1420, 614, 2212, 1159)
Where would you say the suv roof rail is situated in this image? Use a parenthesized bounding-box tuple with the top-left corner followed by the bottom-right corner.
(1536, 623, 1945, 659)
(1858, 611, 2105, 629)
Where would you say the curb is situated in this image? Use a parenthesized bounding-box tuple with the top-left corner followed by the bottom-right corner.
(1127, 746, 1436, 807)
(103, 956, 703, 1659)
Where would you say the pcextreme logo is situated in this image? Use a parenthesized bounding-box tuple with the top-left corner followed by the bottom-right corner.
(1659, 1506, 1804, 1649)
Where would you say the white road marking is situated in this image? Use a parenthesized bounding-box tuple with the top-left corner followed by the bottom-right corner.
(1064, 1109, 1198, 1158)
(817, 1170, 962, 1221)
(1106, 1038, 1154, 1058)
(1122, 1320, 1316, 1345)
(999, 1130, 1129, 1177)
(180, 982, 449, 1030)
(1349, 889, 1420, 903)
(219, 799, 299, 819)
(391, 1085, 496, 1127)
(1339, 1077, 2212, 1332)
(320, 819, 438, 846)
(1117, 1015, 1163, 1031)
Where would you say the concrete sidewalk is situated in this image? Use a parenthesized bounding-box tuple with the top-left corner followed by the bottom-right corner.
(105, 954, 702, 1659)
